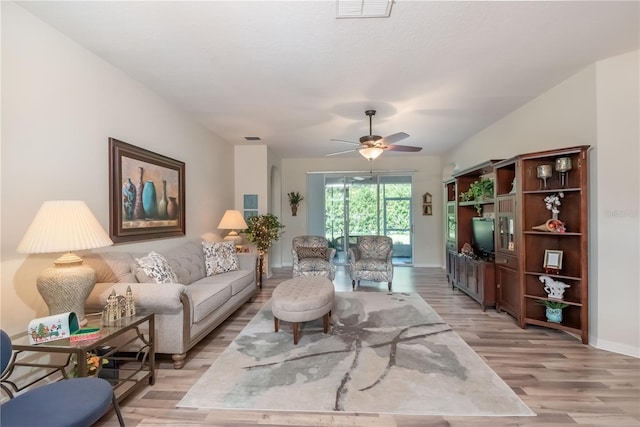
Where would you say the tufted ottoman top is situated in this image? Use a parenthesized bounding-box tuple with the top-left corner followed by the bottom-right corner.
(272, 276, 334, 322)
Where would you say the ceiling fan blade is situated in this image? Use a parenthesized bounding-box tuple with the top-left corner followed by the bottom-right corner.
(325, 148, 360, 157)
(381, 132, 410, 145)
(384, 144, 422, 152)
(330, 138, 360, 146)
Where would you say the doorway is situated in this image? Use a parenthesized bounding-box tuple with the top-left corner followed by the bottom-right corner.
(324, 175, 413, 266)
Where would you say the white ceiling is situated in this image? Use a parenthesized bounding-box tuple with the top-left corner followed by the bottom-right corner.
(17, 1, 639, 158)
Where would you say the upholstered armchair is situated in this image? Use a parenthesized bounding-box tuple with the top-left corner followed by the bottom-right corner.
(292, 235, 336, 281)
(349, 235, 394, 290)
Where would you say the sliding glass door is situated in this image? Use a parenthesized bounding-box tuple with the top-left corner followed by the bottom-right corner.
(324, 174, 413, 266)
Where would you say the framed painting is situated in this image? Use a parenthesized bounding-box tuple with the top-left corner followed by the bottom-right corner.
(109, 138, 185, 243)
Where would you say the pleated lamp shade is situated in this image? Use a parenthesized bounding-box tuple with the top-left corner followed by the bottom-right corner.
(18, 200, 113, 257)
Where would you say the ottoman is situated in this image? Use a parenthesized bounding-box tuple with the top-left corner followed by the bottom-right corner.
(272, 276, 335, 344)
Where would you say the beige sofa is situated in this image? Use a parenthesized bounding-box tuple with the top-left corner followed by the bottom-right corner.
(83, 239, 257, 369)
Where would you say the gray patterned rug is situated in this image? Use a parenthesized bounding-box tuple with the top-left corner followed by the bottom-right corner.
(178, 292, 534, 417)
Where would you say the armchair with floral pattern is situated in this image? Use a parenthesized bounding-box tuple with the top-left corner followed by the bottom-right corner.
(348, 235, 394, 290)
(292, 235, 336, 281)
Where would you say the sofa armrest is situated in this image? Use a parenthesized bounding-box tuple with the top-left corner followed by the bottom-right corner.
(86, 282, 189, 313)
(237, 253, 258, 271)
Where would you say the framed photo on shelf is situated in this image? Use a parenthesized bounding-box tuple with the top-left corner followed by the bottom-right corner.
(543, 249, 563, 274)
(109, 138, 186, 243)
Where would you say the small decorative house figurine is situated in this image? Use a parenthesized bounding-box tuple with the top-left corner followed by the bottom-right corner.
(125, 285, 136, 317)
(103, 289, 120, 324)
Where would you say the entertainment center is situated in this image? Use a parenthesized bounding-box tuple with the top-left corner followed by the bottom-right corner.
(445, 146, 590, 343)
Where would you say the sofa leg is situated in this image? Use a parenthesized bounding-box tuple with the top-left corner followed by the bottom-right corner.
(172, 353, 186, 369)
(351, 279, 355, 289)
(388, 281, 392, 291)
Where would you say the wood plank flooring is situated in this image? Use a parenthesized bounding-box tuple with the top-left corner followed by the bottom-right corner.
(96, 267, 640, 426)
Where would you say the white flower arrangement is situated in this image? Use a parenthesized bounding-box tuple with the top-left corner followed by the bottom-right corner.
(544, 192, 564, 215)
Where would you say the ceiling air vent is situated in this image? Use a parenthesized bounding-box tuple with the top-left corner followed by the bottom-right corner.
(244, 137, 262, 141)
(337, 0, 394, 19)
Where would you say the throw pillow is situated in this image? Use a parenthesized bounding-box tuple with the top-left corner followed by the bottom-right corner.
(202, 241, 239, 276)
(133, 251, 178, 284)
(297, 246, 329, 261)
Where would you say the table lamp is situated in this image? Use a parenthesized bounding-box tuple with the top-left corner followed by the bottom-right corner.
(217, 210, 247, 249)
(17, 201, 114, 326)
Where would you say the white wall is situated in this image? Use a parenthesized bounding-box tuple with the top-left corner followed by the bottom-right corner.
(1, 2, 234, 335)
(443, 50, 639, 357)
(279, 155, 443, 268)
(593, 51, 639, 355)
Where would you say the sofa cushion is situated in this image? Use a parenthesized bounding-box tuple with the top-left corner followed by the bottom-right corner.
(134, 252, 178, 284)
(163, 240, 206, 285)
(188, 282, 232, 323)
(83, 252, 137, 283)
(197, 269, 255, 296)
(203, 241, 239, 275)
(296, 246, 329, 261)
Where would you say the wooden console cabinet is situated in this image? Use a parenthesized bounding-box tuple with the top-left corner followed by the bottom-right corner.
(455, 255, 495, 310)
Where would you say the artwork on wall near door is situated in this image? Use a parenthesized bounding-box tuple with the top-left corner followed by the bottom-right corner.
(243, 194, 258, 222)
(109, 138, 185, 243)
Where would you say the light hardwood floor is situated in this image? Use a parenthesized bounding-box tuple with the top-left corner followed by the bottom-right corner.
(97, 266, 640, 426)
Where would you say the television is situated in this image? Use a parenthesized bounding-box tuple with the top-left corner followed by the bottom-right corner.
(471, 217, 495, 258)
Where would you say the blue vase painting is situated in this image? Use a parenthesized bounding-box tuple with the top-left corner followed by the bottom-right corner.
(142, 180, 157, 219)
(122, 178, 136, 220)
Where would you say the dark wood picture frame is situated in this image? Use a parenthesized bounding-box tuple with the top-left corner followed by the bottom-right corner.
(109, 138, 185, 243)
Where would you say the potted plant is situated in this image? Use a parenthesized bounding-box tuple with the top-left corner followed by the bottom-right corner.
(287, 192, 304, 216)
(460, 178, 494, 215)
(538, 300, 569, 323)
(244, 213, 285, 284)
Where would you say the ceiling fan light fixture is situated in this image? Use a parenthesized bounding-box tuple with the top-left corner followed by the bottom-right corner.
(359, 146, 384, 160)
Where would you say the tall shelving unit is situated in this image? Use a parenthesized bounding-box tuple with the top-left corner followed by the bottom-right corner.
(445, 161, 500, 310)
(493, 158, 520, 321)
(517, 145, 590, 344)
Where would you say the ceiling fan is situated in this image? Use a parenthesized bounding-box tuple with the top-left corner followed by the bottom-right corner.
(327, 110, 422, 160)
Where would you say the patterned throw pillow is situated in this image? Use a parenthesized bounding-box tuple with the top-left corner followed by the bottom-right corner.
(297, 246, 329, 261)
(134, 251, 178, 284)
(202, 241, 239, 276)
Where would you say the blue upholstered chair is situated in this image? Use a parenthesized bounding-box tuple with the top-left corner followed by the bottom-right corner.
(0, 330, 125, 427)
(349, 235, 394, 290)
(292, 235, 336, 281)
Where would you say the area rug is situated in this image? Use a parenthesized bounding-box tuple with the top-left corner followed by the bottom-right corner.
(178, 292, 534, 417)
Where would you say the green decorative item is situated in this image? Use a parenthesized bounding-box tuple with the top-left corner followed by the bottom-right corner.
(244, 213, 285, 255)
(537, 300, 569, 323)
(460, 178, 494, 215)
(287, 192, 304, 216)
(244, 213, 285, 288)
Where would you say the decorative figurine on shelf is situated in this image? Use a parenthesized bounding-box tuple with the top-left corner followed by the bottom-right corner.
(532, 218, 566, 233)
(103, 289, 120, 324)
(125, 285, 136, 317)
(461, 242, 474, 256)
(539, 275, 571, 300)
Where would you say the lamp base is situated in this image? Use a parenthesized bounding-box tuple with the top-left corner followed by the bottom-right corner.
(36, 263, 96, 327)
